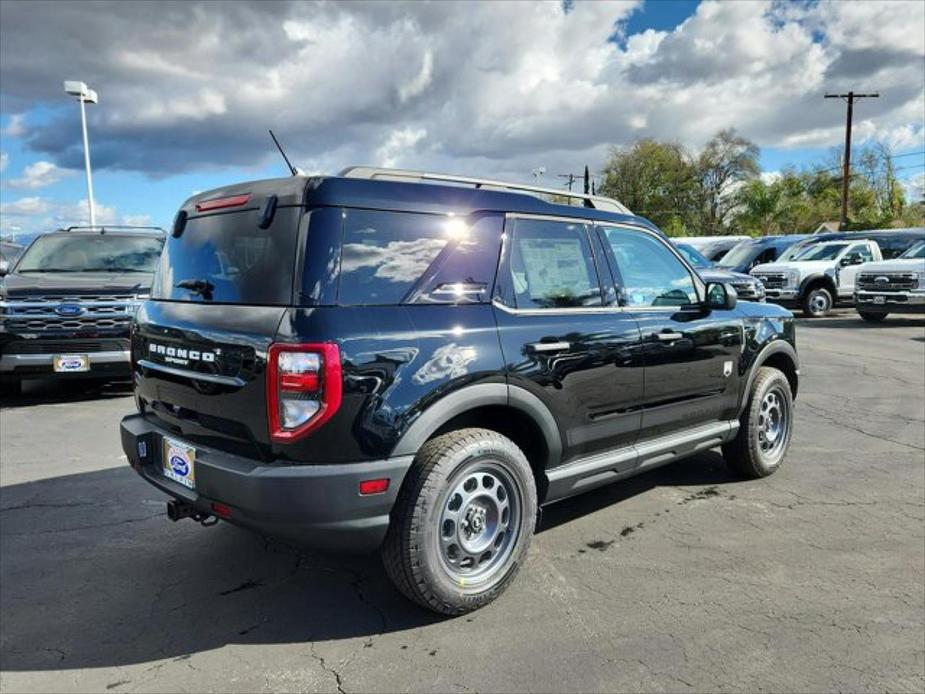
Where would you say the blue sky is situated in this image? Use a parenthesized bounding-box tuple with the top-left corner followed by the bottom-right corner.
(1, 0, 923, 243)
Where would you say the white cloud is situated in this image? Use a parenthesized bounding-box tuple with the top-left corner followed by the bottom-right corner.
(1, 114, 27, 138)
(0, 0, 922, 182)
(0, 152, 7, 173)
(0, 195, 157, 236)
(0, 196, 50, 215)
(4, 160, 74, 189)
(375, 127, 427, 168)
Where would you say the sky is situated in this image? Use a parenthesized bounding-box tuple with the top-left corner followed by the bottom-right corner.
(1, 0, 924, 242)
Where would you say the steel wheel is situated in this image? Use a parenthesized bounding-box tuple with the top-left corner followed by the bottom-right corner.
(436, 462, 522, 587)
(757, 386, 790, 461)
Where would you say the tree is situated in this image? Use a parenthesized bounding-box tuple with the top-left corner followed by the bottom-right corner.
(735, 178, 784, 235)
(598, 139, 697, 234)
(694, 129, 760, 235)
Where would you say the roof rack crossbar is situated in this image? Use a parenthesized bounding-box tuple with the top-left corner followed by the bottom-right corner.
(338, 167, 632, 215)
(60, 225, 166, 234)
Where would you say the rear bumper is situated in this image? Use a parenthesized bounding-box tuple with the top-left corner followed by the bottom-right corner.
(120, 413, 413, 552)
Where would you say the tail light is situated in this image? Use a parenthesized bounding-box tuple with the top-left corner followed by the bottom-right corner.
(266, 343, 342, 443)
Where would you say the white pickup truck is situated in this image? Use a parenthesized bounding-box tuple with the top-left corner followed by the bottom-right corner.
(750, 239, 882, 317)
(853, 239, 925, 322)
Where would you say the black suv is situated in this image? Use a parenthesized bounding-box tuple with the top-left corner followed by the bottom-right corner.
(1, 227, 165, 393)
(120, 169, 799, 614)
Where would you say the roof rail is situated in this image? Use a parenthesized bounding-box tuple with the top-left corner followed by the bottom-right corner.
(338, 166, 632, 215)
(58, 225, 166, 235)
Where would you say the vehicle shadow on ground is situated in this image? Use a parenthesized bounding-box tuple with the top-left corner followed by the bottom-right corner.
(0, 378, 132, 408)
(0, 453, 736, 673)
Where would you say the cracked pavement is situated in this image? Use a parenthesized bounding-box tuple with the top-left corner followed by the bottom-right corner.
(1, 313, 923, 693)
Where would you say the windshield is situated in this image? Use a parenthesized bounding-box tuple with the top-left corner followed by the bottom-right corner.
(16, 234, 164, 273)
(792, 243, 849, 262)
(717, 241, 760, 268)
(674, 243, 713, 269)
(899, 240, 925, 259)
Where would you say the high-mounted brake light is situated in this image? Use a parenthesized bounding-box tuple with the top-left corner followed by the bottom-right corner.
(195, 194, 251, 212)
(267, 343, 342, 443)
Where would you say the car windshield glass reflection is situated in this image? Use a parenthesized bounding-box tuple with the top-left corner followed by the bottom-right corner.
(17, 235, 163, 273)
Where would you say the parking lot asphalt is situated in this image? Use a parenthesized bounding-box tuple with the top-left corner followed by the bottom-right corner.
(1, 312, 923, 694)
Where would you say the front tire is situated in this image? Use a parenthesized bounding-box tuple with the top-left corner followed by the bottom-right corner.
(858, 310, 888, 323)
(723, 367, 794, 479)
(382, 428, 537, 615)
(802, 286, 833, 318)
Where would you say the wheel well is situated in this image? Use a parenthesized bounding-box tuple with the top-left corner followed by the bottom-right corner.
(761, 352, 799, 399)
(802, 275, 836, 297)
(431, 405, 550, 499)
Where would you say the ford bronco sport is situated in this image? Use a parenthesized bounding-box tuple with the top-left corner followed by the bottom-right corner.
(120, 168, 799, 615)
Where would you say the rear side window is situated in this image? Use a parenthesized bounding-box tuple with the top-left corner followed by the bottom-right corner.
(505, 218, 602, 309)
(152, 207, 300, 305)
(338, 209, 500, 306)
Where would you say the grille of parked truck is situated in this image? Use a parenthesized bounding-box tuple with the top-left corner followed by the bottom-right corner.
(0, 226, 165, 393)
(854, 240, 925, 322)
(120, 168, 799, 615)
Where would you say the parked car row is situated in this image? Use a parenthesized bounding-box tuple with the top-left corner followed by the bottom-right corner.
(677, 229, 925, 320)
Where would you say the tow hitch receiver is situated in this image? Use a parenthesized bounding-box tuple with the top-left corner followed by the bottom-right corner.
(166, 500, 216, 526)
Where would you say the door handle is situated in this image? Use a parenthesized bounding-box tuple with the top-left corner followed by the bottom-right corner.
(528, 341, 571, 353)
(655, 331, 684, 342)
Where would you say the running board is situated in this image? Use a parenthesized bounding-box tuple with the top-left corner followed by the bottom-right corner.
(544, 420, 739, 503)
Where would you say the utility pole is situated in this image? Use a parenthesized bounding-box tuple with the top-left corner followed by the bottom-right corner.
(825, 91, 879, 230)
(558, 173, 578, 191)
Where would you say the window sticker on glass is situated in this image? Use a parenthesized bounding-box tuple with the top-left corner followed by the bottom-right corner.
(519, 238, 592, 302)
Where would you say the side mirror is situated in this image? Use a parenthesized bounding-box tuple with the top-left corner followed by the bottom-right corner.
(706, 282, 737, 311)
(840, 254, 862, 267)
(0, 259, 9, 277)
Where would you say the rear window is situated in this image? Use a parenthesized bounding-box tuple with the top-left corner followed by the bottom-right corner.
(152, 207, 300, 305)
(338, 209, 500, 306)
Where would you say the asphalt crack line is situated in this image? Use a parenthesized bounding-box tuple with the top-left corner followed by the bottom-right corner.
(309, 642, 347, 694)
(802, 403, 925, 452)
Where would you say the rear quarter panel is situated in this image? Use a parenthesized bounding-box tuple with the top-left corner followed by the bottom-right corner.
(276, 304, 505, 463)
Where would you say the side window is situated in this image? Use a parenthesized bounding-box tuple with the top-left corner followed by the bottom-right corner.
(856, 244, 874, 263)
(506, 218, 602, 309)
(758, 247, 777, 264)
(339, 209, 497, 306)
(598, 226, 698, 308)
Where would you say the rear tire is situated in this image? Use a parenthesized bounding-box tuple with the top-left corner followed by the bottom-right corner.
(3, 379, 22, 397)
(858, 310, 888, 323)
(382, 428, 537, 615)
(802, 286, 833, 318)
(723, 367, 794, 479)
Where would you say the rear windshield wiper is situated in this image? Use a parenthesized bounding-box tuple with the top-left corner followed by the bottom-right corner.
(175, 278, 215, 299)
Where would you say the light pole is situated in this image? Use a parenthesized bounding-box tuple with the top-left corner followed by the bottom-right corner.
(63, 81, 98, 228)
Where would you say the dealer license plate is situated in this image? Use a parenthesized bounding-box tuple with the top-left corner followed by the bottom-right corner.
(53, 354, 89, 372)
(162, 437, 196, 490)
(873, 295, 886, 304)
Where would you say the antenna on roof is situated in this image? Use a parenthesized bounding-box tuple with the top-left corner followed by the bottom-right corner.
(269, 129, 298, 176)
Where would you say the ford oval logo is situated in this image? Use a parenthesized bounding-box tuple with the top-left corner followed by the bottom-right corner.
(169, 454, 189, 476)
(55, 303, 85, 317)
(874, 276, 890, 284)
